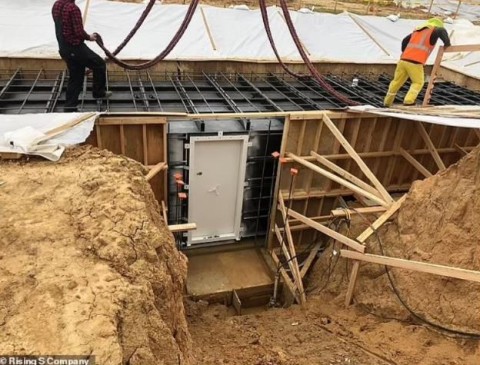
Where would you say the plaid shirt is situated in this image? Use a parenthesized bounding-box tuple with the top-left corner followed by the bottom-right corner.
(52, 0, 90, 46)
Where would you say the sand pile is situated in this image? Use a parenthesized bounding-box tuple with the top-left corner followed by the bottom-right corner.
(310, 144, 480, 334)
(0, 147, 192, 364)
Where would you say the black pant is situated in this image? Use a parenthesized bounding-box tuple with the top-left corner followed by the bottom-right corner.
(60, 43, 106, 112)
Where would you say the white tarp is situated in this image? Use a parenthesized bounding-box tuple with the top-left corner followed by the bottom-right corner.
(349, 105, 480, 128)
(396, 0, 480, 22)
(1, 1, 480, 78)
(0, 113, 97, 161)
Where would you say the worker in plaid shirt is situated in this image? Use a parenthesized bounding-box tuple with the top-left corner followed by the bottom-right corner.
(52, 0, 112, 112)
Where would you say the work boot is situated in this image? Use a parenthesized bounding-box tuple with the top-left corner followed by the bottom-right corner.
(93, 91, 113, 100)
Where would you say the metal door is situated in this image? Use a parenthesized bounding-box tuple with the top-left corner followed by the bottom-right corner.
(188, 135, 249, 245)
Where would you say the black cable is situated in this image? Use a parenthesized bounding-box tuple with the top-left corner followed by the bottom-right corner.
(351, 207, 480, 339)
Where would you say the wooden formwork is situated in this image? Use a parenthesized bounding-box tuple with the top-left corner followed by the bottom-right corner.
(270, 110, 480, 305)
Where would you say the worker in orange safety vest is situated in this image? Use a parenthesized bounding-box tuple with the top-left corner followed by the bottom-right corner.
(384, 18, 450, 107)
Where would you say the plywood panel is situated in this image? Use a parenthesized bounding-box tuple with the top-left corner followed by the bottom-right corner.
(146, 124, 166, 164)
(100, 125, 122, 155)
(124, 125, 145, 163)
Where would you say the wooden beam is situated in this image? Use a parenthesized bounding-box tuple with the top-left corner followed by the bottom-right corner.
(356, 194, 407, 244)
(98, 116, 167, 125)
(267, 115, 291, 250)
(278, 196, 307, 304)
(322, 114, 394, 204)
(161, 200, 168, 224)
(475, 129, 480, 141)
(300, 242, 322, 278)
(345, 260, 361, 307)
(287, 209, 365, 253)
(0, 152, 22, 160)
(281, 184, 413, 201)
(200, 6, 217, 51)
(311, 151, 382, 199)
(341, 250, 480, 284)
(119, 125, 126, 155)
(399, 148, 433, 178)
(443, 44, 480, 53)
(331, 206, 386, 217)
(82, 0, 92, 24)
(423, 46, 444, 106)
(288, 153, 389, 207)
(416, 122, 446, 170)
(282, 146, 476, 164)
(142, 124, 148, 165)
(454, 143, 468, 156)
(348, 13, 390, 56)
(271, 250, 300, 304)
(146, 162, 167, 181)
(345, 194, 407, 306)
(275, 224, 306, 298)
(37, 112, 97, 144)
(168, 223, 197, 232)
(453, 0, 462, 19)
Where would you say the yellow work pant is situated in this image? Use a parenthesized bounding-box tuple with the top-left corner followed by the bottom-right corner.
(384, 60, 424, 107)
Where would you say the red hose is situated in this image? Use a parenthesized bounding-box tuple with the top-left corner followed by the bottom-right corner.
(95, 0, 200, 70)
(259, 0, 359, 106)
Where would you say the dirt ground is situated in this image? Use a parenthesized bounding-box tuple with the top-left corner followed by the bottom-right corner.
(188, 146, 480, 364)
(0, 147, 192, 365)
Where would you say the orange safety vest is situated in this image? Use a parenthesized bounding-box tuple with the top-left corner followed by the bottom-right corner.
(401, 27, 435, 65)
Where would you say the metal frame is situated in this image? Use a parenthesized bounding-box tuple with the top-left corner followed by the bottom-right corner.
(3, 69, 480, 116)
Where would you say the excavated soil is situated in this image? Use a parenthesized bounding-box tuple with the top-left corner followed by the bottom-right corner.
(0, 147, 192, 365)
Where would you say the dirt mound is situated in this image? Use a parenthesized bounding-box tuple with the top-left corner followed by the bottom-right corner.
(0, 147, 192, 364)
(309, 144, 480, 335)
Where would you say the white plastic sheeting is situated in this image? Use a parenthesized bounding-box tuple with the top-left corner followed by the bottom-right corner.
(1, 0, 480, 78)
(396, 0, 480, 22)
(349, 105, 480, 128)
(0, 113, 97, 161)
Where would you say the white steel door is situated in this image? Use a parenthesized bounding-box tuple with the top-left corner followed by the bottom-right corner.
(188, 135, 249, 245)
